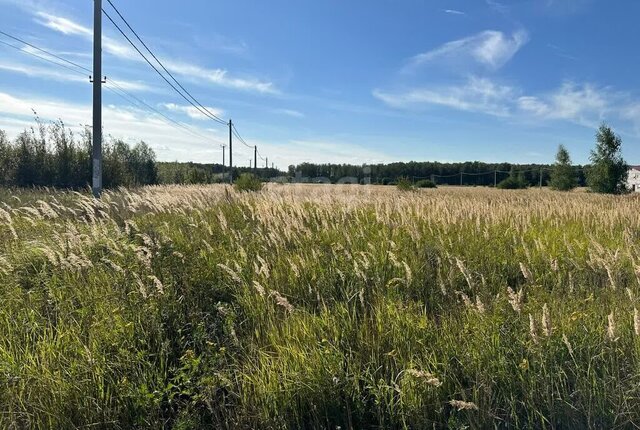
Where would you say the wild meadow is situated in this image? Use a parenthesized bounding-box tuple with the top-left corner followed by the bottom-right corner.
(0, 184, 640, 429)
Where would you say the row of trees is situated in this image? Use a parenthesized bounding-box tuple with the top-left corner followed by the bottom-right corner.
(550, 124, 628, 194)
(287, 161, 578, 187)
(0, 121, 158, 189)
(157, 162, 282, 185)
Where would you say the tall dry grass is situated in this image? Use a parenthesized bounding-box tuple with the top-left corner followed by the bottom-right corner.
(0, 184, 639, 428)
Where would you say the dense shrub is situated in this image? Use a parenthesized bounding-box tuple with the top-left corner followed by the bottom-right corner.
(0, 120, 157, 189)
(234, 173, 263, 192)
(415, 179, 437, 188)
(396, 177, 414, 191)
(497, 172, 528, 189)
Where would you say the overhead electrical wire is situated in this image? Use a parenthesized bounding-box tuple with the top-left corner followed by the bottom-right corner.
(104, 0, 227, 126)
(101, 9, 228, 128)
(2, 4, 275, 168)
(0, 30, 218, 146)
(102, 2, 227, 125)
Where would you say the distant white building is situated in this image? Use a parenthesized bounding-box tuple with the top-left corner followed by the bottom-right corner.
(629, 166, 640, 192)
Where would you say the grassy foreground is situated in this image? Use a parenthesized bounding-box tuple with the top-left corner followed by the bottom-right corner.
(1, 185, 640, 428)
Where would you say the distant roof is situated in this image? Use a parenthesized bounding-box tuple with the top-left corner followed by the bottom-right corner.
(631, 166, 640, 170)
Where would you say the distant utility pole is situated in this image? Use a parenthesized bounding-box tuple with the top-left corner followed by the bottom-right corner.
(221, 144, 226, 166)
(494, 171, 497, 187)
(249, 159, 252, 169)
(228, 120, 233, 184)
(265, 157, 268, 169)
(539, 167, 543, 188)
(254, 146, 257, 173)
(460, 172, 463, 186)
(92, 0, 103, 198)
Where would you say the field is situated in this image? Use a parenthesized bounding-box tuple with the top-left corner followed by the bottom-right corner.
(1, 184, 640, 429)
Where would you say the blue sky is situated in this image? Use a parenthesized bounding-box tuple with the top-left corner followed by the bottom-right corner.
(0, 0, 639, 168)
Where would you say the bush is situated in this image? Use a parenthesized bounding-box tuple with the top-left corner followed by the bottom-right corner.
(497, 176, 528, 190)
(396, 177, 414, 191)
(234, 173, 263, 192)
(415, 179, 437, 189)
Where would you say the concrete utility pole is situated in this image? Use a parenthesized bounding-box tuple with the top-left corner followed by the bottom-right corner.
(494, 171, 497, 187)
(249, 159, 252, 169)
(228, 120, 233, 184)
(254, 146, 257, 173)
(220, 144, 226, 180)
(539, 167, 543, 188)
(92, 0, 103, 198)
(265, 157, 268, 169)
(460, 172, 463, 186)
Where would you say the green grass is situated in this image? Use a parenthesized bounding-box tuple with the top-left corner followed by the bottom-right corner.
(0, 185, 639, 428)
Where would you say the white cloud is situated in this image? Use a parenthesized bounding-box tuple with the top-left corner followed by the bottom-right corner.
(373, 76, 515, 117)
(0, 57, 152, 92)
(162, 103, 224, 120)
(0, 90, 395, 167)
(517, 82, 610, 126)
(443, 9, 466, 15)
(164, 61, 278, 94)
(33, 11, 277, 94)
(0, 91, 226, 161)
(374, 78, 623, 129)
(35, 12, 91, 37)
(273, 108, 305, 118)
(406, 30, 529, 71)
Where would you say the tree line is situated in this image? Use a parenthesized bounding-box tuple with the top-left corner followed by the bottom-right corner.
(157, 162, 281, 185)
(0, 121, 631, 194)
(0, 120, 158, 189)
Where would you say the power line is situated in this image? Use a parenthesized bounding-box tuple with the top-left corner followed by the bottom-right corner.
(105, 0, 227, 126)
(231, 123, 253, 149)
(101, 8, 228, 127)
(0, 38, 89, 77)
(0, 31, 219, 148)
(103, 1, 228, 126)
(0, 30, 92, 73)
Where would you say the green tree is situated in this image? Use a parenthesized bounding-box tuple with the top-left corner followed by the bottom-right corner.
(549, 144, 577, 191)
(587, 124, 628, 194)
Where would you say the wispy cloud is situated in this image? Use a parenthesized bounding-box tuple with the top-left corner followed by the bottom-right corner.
(486, 0, 509, 15)
(272, 108, 305, 118)
(375, 78, 625, 129)
(162, 103, 224, 120)
(33, 11, 278, 94)
(373, 76, 515, 117)
(405, 30, 528, 72)
(443, 9, 466, 15)
(163, 60, 278, 94)
(0, 91, 226, 161)
(517, 82, 611, 127)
